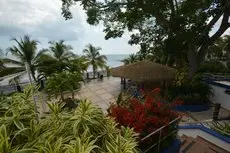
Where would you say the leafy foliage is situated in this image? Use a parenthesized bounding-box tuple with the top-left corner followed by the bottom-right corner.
(108, 89, 181, 152)
(0, 35, 46, 82)
(211, 122, 230, 137)
(197, 60, 229, 73)
(60, 0, 230, 78)
(83, 44, 107, 78)
(45, 72, 82, 101)
(0, 86, 138, 153)
(168, 75, 212, 105)
(121, 54, 138, 65)
(36, 40, 76, 79)
(207, 35, 230, 60)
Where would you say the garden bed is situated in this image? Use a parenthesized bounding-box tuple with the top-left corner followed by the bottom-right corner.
(161, 139, 181, 153)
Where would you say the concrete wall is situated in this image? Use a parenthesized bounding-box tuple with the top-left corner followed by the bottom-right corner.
(209, 84, 230, 110)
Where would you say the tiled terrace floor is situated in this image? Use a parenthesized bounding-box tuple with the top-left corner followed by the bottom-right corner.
(73, 77, 121, 112)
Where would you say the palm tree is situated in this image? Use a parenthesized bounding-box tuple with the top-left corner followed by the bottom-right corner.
(68, 56, 88, 74)
(1, 36, 46, 82)
(207, 35, 230, 60)
(36, 40, 75, 79)
(121, 53, 138, 65)
(83, 44, 107, 78)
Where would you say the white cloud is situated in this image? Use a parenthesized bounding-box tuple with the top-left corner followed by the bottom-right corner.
(0, 0, 138, 55)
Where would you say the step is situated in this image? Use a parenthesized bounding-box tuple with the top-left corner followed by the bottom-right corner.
(180, 140, 216, 153)
(196, 136, 229, 153)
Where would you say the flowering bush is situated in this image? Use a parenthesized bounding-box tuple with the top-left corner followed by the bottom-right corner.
(108, 88, 183, 151)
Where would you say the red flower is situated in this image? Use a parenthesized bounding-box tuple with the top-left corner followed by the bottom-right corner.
(108, 90, 182, 143)
(152, 88, 161, 94)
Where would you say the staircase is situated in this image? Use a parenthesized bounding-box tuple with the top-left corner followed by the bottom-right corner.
(179, 135, 229, 153)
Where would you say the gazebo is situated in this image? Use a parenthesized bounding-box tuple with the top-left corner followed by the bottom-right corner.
(111, 61, 176, 89)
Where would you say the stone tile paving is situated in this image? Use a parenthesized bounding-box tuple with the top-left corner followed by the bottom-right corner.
(75, 77, 121, 112)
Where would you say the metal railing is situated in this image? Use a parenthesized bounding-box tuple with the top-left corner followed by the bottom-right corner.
(140, 116, 181, 153)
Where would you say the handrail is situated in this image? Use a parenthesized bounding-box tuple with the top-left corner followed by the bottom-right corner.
(141, 116, 181, 142)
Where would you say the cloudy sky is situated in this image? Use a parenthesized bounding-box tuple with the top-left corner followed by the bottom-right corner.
(0, 0, 139, 55)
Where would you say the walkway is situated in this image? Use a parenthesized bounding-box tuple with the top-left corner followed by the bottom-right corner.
(73, 77, 121, 112)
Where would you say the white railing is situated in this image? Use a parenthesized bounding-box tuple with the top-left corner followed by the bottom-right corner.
(140, 116, 181, 153)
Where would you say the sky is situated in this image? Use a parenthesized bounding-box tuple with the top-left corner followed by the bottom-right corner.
(0, 0, 139, 55)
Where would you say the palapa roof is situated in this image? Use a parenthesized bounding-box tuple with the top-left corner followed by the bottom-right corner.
(111, 61, 176, 82)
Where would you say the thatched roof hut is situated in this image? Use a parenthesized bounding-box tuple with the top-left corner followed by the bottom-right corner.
(111, 61, 176, 82)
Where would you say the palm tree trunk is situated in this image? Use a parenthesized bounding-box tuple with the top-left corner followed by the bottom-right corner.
(60, 91, 64, 101)
(25, 62, 33, 84)
(31, 70, 37, 82)
(93, 67, 96, 79)
(72, 90, 75, 99)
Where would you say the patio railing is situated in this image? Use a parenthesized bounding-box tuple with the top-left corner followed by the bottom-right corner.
(140, 116, 181, 153)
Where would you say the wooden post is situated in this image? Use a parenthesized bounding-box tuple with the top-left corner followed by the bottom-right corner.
(213, 103, 221, 120)
(86, 72, 89, 79)
(123, 78, 126, 90)
(16, 85, 22, 92)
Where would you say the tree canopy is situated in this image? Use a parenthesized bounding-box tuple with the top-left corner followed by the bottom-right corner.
(61, 0, 230, 78)
(0, 36, 46, 82)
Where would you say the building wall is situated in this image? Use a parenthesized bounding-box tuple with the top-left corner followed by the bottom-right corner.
(209, 84, 230, 110)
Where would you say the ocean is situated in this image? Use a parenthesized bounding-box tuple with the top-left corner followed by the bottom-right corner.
(0, 54, 129, 85)
(104, 54, 129, 67)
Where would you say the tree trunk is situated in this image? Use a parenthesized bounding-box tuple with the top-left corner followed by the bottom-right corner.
(60, 91, 64, 101)
(25, 62, 33, 84)
(31, 72, 37, 82)
(72, 91, 75, 99)
(93, 67, 96, 79)
(187, 45, 198, 80)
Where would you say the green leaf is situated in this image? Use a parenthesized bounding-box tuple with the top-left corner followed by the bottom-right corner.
(14, 120, 24, 130)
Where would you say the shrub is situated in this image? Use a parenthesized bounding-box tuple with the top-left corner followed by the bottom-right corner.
(108, 89, 181, 151)
(197, 60, 229, 73)
(45, 71, 82, 101)
(168, 73, 212, 105)
(0, 86, 138, 153)
(211, 122, 230, 137)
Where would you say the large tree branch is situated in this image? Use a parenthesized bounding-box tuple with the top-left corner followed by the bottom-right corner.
(196, 2, 230, 64)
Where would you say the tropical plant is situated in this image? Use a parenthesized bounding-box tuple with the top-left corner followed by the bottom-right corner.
(108, 88, 181, 152)
(83, 44, 107, 78)
(36, 40, 76, 79)
(105, 66, 111, 77)
(168, 76, 212, 105)
(68, 56, 88, 74)
(0, 87, 138, 153)
(207, 35, 230, 60)
(197, 60, 229, 74)
(45, 71, 82, 101)
(121, 54, 138, 65)
(211, 122, 230, 137)
(0, 35, 46, 82)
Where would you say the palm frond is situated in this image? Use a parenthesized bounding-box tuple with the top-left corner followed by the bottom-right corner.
(33, 49, 48, 63)
(0, 67, 25, 77)
(1, 58, 23, 66)
(8, 71, 27, 84)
